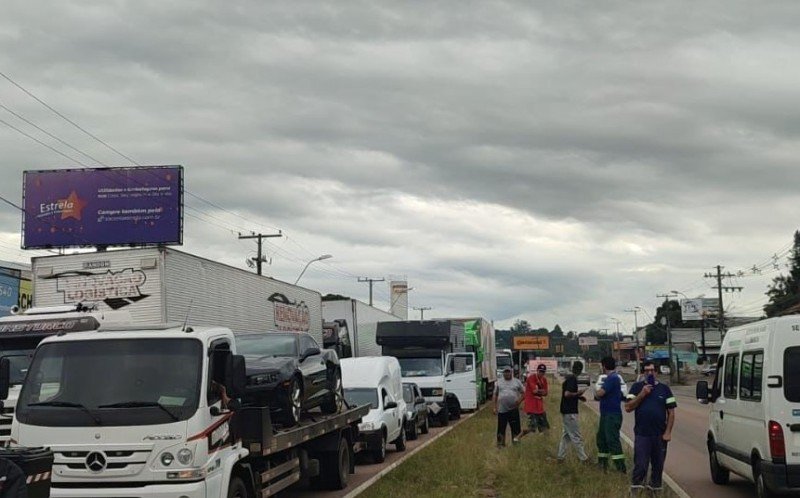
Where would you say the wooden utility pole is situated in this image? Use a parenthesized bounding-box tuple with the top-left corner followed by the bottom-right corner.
(239, 231, 282, 275)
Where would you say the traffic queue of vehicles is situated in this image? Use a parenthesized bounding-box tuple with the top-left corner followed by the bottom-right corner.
(0, 248, 495, 497)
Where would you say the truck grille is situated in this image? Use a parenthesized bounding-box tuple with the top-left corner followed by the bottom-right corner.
(53, 447, 152, 478)
(420, 388, 442, 397)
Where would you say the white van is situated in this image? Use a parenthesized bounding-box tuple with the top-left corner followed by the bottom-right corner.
(696, 316, 800, 498)
(341, 356, 408, 463)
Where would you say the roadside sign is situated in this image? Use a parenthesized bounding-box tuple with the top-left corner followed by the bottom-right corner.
(680, 298, 720, 321)
(513, 335, 549, 350)
(578, 336, 598, 346)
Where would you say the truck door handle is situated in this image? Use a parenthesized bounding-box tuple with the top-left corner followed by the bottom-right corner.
(720, 411, 724, 420)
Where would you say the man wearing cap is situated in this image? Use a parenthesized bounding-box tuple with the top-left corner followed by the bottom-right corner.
(493, 365, 524, 447)
(521, 363, 550, 436)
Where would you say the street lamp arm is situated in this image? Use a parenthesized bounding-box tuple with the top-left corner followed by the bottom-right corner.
(294, 254, 332, 285)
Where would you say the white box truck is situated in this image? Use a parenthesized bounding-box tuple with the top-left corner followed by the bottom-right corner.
(30, 247, 323, 344)
(322, 298, 402, 358)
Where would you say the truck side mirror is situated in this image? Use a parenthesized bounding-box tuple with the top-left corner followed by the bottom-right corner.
(0, 357, 10, 401)
(384, 400, 398, 410)
(225, 354, 247, 399)
(696, 380, 709, 404)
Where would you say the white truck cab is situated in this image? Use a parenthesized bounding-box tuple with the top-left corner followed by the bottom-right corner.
(697, 316, 800, 498)
(3, 323, 369, 497)
(341, 356, 407, 463)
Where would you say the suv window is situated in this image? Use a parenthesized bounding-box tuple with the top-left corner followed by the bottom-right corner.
(784, 347, 800, 402)
(723, 353, 739, 399)
(740, 351, 764, 401)
(300, 334, 317, 355)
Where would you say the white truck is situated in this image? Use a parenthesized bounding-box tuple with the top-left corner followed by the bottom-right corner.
(322, 298, 402, 358)
(0, 304, 132, 445)
(3, 323, 369, 497)
(30, 247, 323, 344)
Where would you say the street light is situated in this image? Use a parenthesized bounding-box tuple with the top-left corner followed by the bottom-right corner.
(295, 254, 332, 285)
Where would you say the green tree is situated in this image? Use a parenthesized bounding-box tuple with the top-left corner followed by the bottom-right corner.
(765, 230, 800, 317)
(551, 324, 564, 337)
(644, 299, 682, 345)
(510, 319, 532, 335)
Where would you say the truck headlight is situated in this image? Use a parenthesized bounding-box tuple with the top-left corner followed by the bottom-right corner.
(431, 388, 444, 396)
(160, 452, 175, 466)
(177, 448, 193, 465)
(358, 422, 376, 431)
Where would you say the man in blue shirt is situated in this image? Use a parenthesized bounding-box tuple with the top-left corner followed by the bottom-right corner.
(625, 361, 676, 495)
(595, 356, 626, 472)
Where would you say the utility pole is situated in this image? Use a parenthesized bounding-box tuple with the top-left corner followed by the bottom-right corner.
(358, 277, 385, 306)
(625, 307, 641, 375)
(413, 306, 431, 320)
(703, 265, 743, 337)
(657, 293, 679, 384)
(239, 231, 282, 276)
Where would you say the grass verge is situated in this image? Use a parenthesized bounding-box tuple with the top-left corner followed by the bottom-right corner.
(359, 380, 677, 498)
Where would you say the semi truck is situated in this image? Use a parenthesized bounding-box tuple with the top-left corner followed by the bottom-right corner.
(322, 298, 402, 358)
(3, 322, 369, 497)
(30, 247, 323, 344)
(450, 318, 497, 404)
(375, 320, 474, 426)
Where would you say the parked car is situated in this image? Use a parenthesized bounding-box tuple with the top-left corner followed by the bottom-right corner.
(696, 316, 800, 497)
(594, 373, 628, 399)
(403, 382, 429, 440)
(342, 356, 407, 463)
(235, 331, 343, 426)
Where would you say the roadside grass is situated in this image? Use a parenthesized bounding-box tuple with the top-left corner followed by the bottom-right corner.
(360, 380, 677, 498)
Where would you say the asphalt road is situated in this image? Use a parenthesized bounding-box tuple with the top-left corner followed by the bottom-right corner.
(285, 414, 472, 498)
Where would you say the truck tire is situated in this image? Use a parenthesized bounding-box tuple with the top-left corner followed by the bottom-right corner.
(448, 396, 461, 420)
(438, 408, 449, 427)
(316, 437, 350, 490)
(321, 369, 343, 414)
(227, 476, 249, 498)
(372, 433, 387, 463)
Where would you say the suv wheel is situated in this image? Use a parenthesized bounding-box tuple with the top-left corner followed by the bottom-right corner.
(420, 415, 429, 434)
(285, 377, 302, 426)
(395, 424, 407, 451)
(321, 369, 343, 414)
(372, 433, 387, 463)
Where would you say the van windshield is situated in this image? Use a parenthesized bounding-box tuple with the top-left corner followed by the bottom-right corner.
(344, 388, 378, 409)
(397, 358, 443, 377)
(16, 338, 203, 427)
(496, 356, 512, 368)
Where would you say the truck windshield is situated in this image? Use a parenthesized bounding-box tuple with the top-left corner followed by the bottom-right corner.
(343, 388, 378, 409)
(16, 338, 202, 427)
(397, 358, 443, 377)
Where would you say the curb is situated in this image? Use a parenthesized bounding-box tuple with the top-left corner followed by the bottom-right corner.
(342, 408, 482, 498)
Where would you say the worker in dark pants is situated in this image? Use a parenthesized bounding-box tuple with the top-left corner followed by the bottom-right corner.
(493, 365, 524, 447)
(595, 356, 626, 473)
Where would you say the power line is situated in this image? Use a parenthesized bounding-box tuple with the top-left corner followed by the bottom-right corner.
(0, 70, 140, 165)
(0, 116, 90, 166)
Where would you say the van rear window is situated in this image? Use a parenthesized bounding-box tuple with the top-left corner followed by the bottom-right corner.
(784, 347, 800, 402)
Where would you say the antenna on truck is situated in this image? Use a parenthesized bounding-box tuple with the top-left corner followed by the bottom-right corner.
(182, 299, 194, 333)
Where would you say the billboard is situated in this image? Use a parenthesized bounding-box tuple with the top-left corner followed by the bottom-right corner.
(680, 298, 720, 321)
(513, 335, 549, 350)
(578, 336, 598, 346)
(22, 166, 183, 249)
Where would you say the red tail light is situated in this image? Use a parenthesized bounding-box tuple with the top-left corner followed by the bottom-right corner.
(769, 420, 786, 461)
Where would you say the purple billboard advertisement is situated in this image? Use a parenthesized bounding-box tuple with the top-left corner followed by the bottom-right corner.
(22, 166, 183, 249)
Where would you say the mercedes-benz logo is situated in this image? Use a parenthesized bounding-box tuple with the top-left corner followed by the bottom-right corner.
(85, 452, 107, 472)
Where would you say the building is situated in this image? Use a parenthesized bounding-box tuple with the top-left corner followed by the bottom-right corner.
(0, 260, 32, 317)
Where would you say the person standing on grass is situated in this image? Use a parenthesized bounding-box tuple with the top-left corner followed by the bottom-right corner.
(557, 361, 589, 462)
(493, 365, 524, 447)
(595, 356, 626, 472)
(521, 363, 550, 436)
(625, 361, 676, 496)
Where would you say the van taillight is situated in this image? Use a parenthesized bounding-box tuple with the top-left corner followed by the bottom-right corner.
(769, 420, 786, 461)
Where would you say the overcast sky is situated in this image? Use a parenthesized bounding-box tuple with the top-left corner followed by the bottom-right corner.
(1, 1, 798, 333)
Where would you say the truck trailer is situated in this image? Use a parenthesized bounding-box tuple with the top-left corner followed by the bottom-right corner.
(375, 320, 475, 425)
(322, 298, 402, 358)
(30, 247, 323, 344)
(3, 323, 369, 497)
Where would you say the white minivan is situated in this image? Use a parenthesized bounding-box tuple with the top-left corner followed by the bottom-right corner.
(697, 316, 800, 498)
(341, 356, 408, 463)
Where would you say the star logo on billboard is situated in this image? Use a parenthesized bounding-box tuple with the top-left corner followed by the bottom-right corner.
(58, 191, 87, 221)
